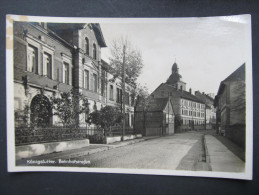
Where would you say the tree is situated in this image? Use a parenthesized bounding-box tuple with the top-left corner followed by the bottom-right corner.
(108, 37, 144, 86)
(131, 83, 150, 109)
(108, 37, 144, 139)
(51, 89, 89, 127)
(14, 104, 30, 128)
(86, 106, 124, 129)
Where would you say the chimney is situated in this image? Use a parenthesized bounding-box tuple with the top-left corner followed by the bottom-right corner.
(43, 22, 48, 30)
(189, 88, 192, 94)
(202, 92, 205, 95)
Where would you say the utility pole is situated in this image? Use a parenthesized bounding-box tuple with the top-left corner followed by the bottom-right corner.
(122, 45, 126, 140)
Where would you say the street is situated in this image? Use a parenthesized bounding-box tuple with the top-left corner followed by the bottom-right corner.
(63, 131, 211, 171)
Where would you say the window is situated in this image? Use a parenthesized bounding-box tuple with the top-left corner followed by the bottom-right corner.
(93, 43, 97, 60)
(131, 94, 135, 106)
(109, 85, 114, 100)
(56, 68, 60, 82)
(71, 67, 74, 86)
(125, 92, 130, 105)
(85, 37, 89, 55)
(84, 70, 89, 89)
(43, 52, 52, 78)
(27, 45, 38, 73)
(101, 69, 106, 96)
(63, 62, 69, 84)
(125, 113, 129, 127)
(116, 88, 122, 103)
(131, 114, 134, 127)
(93, 73, 98, 92)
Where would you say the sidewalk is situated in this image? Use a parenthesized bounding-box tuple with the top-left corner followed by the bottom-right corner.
(16, 135, 160, 166)
(204, 135, 245, 172)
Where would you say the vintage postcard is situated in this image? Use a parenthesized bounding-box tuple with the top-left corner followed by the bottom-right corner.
(6, 14, 253, 180)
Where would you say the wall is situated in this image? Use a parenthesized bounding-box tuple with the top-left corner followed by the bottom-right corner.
(225, 124, 246, 149)
(229, 81, 246, 125)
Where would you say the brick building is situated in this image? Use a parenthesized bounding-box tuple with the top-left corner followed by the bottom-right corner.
(13, 22, 135, 128)
(151, 62, 206, 132)
(214, 64, 246, 148)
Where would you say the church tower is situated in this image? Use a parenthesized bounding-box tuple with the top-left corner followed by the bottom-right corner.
(166, 62, 186, 91)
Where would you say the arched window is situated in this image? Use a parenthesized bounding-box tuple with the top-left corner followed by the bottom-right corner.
(85, 37, 89, 55)
(93, 43, 97, 60)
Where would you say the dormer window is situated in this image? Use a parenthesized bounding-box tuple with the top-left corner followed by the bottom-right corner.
(85, 37, 89, 55)
(93, 43, 97, 60)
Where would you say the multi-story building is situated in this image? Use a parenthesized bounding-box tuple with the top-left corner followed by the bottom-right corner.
(13, 22, 135, 128)
(151, 62, 206, 131)
(195, 91, 216, 129)
(214, 64, 246, 148)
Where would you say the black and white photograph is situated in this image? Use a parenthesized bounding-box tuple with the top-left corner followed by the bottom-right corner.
(6, 14, 252, 180)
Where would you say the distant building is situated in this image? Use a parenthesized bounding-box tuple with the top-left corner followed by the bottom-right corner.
(13, 22, 135, 128)
(135, 97, 175, 136)
(214, 64, 246, 148)
(151, 62, 206, 132)
(195, 91, 216, 129)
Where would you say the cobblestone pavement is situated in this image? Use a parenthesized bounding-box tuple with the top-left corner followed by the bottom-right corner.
(60, 131, 208, 170)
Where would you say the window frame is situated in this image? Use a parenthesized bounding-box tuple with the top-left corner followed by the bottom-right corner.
(61, 53, 72, 85)
(93, 73, 98, 92)
(93, 43, 97, 60)
(85, 37, 89, 55)
(27, 44, 38, 74)
(84, 69, 89, 90)
(109, 85, 114, 101)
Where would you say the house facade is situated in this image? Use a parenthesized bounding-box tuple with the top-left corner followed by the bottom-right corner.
(135, 97, 175, 136)
(151, 63, 206, 132)
(13, 22, 135, 128)
(214, 64, 246, 148)
(195, 91, 216, 129)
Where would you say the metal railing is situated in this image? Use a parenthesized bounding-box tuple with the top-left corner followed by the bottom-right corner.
(15, 126, 104, 146)
(15, 125, 135, 146)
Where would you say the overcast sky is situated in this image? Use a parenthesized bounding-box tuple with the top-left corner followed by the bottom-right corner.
(100, 15, 251, 96)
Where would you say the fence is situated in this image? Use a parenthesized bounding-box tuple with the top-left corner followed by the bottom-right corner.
(15, 126, 135, 146)
(15, 126, 104, 146)
(105, 126, 134, 137)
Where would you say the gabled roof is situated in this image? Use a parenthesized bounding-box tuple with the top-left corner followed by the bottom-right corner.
(152, 83, 204, 104)
(146, 98, 170, 112)
(136, 97, 172, 112)
(216, 63, 245, 96)
(195, 91, 214, 106)
(180, 90, 204, 103)
(223, 63, 245, 83)
(91, 24, 107, 47)
(47, 23, 107, 47)
(101, 59, 115, 73)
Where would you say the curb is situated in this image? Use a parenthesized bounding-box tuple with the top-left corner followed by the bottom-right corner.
(17, 136, 161, 164)
(203, 135, 210, 163)
(203, 135, 212, 171)
(62, 137, 159, 160)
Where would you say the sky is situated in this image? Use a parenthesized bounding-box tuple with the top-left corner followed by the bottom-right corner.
(99, 16, 251, 95)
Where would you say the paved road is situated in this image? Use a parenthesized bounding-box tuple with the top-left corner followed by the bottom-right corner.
(68, 131, 209, 170)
